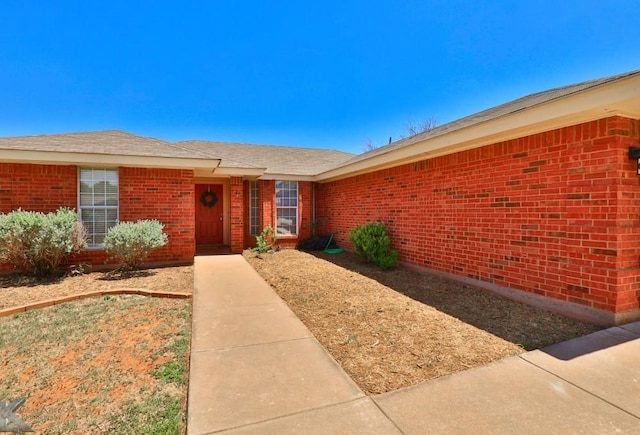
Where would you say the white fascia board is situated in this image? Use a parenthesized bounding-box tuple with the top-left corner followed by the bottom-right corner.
(0, 149, 221, 170)
(202, 167, 315, 181)
(315, 76, 640, 183)
(257, 173, 315, 181)
(211, 167, 266, 177)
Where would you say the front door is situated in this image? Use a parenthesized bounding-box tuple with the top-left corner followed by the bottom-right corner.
(195, 184, 223, 245)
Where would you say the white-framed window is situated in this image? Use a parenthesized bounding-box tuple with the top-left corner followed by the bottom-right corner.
(275, 180, 297, 236)
(78, 168, 119, 247)
(249, 180, 259, 236)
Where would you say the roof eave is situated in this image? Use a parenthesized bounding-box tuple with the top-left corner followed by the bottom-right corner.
(315, 74, 640, 183)
(0, 149, 221, 170)
(195, 166, 267, 178)
(258, 173, 316, 181)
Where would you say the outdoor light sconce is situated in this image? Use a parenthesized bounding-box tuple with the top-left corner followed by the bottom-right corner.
(629, 147, 640, 175)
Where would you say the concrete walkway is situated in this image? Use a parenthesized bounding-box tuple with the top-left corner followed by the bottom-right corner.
(188, 255, 640, 434)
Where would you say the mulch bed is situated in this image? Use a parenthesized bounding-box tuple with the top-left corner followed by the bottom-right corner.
(244, 249, 601, 395)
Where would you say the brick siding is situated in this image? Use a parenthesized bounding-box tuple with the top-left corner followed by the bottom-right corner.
(117, 167, 195, 264)
(243, 180, 255, 248)
(1, 164, 194, 272)
(230, 176, 244, 253)
(243, 180, 312, 249)
(316, 116, 640, 319)
(0, 163, 77, 213)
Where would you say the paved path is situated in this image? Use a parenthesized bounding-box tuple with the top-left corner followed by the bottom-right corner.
(188, 255, 640, 434)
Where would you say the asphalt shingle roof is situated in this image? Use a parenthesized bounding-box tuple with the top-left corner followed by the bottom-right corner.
(0, 130, 201, 159)
(175, 140, 354, 175)
(0, 130, 354, 176)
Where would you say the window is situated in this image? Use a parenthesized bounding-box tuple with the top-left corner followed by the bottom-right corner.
(249, 180, 259, 236)
(275, 180, 297, 236)
(79, 168, 118, 247)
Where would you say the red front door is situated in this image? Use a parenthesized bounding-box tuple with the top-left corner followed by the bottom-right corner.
(195, 184, 223, 245)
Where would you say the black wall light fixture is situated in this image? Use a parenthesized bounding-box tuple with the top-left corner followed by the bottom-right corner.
(629, 147, 640, 175)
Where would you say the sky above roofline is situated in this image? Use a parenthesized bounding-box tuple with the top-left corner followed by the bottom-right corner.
(1, 1, 639, 154)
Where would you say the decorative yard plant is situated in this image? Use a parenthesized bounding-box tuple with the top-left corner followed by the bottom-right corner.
(253, 225, 278, 253)
(348, 222, 398, 269)
(0, 208, 87, 277)
(103, 219, 168, 271)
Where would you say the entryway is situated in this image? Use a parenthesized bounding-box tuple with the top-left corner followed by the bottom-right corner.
(195, 184, 226, 254)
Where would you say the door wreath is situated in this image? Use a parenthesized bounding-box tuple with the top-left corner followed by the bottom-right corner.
(200, 190, 218, 208)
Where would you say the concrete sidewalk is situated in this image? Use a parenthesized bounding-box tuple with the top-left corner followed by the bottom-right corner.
(188, 255, 640, 434)
(187, 255, 399, 434)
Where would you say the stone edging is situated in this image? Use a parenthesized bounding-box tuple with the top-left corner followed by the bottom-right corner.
(0, 289, 192, 318)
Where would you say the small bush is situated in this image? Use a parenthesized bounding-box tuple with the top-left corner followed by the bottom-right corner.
(253, 225, 278, 253)
(0, 208, 87, 277)
(348, 222, 398, 269)
(296, 234, 336, 251)
(103, 220, 168, 271)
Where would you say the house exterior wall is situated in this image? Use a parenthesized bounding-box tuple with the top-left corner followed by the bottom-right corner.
(259, 179, 275, 242)
(0, 164, 195, 272)
(243, 179, 313, 249)
(299, 181, 313, 242)
(118, 167, 195, 263)
(0, 163, 77, 213)
(316, 116, 640, 325)
(230, 176, 244, 253)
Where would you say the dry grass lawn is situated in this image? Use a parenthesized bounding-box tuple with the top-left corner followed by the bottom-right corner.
(0, 266, 193, 434)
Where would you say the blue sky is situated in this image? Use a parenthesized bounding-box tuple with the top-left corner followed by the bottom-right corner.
(0, 1, 639, 154)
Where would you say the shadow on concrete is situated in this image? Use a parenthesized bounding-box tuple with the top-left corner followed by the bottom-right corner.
(196, 245, 232, 256)
(539, 326, 640, 360)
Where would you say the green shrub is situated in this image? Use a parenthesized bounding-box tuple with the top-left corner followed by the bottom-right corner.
(103, 220, 168, 271)
(252, 225, 278, 253)
(348, 222, 398, 269)
(0, 208, 87, 276)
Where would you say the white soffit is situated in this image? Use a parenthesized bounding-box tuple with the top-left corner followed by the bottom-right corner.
(207, 167, 267, 177)
(257, 173, 315, 181)
(0, 149, 221, 170)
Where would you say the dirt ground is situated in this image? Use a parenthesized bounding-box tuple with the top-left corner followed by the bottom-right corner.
(244, 249, 602, 395)
(0, 253, 603, 428)
(0, 266, 193, 434)
(0, 265, 193, 310)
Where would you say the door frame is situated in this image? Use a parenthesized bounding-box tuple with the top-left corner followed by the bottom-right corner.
(194, 178, 230, 246)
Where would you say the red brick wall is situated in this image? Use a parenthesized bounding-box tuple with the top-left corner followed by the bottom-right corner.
(1, 164, 195, 272)
(0, 163, 77, 213)
(249, 180, 312, 249)
(117, 167, 194, 264)
(316, 116, 640, 319)
(299, 181, 313, 241)
(259, 179, 275, 234)
(0, 164, 79, 272)
(230, 176, 244, 253)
